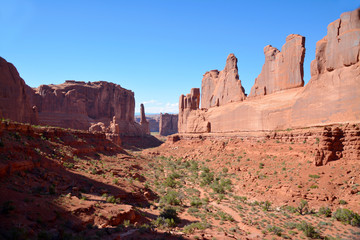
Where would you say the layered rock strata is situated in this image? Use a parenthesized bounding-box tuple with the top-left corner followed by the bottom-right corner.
(179, 8, 360, 138)
(0, 57, 38, 124)
(159, 113, 178, 136)
(201, 54, 246, 109)
(28, 81, 146, 136)
(249, 34, 305, 97)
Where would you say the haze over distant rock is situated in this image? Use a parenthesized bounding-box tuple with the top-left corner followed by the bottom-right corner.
(0, 57, 38, 124)
(159, 113, 178, 136)
(201, 54, 246, 109)
(249, 34, 305, 97)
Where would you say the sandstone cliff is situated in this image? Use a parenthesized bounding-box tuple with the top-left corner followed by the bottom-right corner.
(159, 113, 178, 136)
(0, 57, 38, 124)
(201, 54, 246, 109)
(179, 8, 360, 136)
(249, 34, 305, 97)
(28, 81, 146, 136)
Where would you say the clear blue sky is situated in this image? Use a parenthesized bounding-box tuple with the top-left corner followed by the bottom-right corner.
(1, 0, 359, 114)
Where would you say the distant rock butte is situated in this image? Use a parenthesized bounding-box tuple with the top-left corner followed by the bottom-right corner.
(27, 80, 147, 136)
(201, 54, 246, 109)
(159, 113, 178, 136)
(179, 8, 360, 135)
(0, 57, 38, 124)
(249, 34, 305, 97)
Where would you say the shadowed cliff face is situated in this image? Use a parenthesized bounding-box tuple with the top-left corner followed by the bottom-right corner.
(0, 57, 38, 124)
(179, 8, 360, 134)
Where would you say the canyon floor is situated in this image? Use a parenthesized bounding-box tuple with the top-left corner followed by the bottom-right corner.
(0, 120, 360, 240)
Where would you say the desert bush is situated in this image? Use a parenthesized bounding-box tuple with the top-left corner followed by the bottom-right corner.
(154, 207, 180, 228)
(183, 222, 210, 234)
(200, 167, 214, 186)
(267, 225, 283, 236)
(296, 221, 320, 238)
(332, 208, 360, 226)
(318, 206, 332, 217)
(210, 178, 232, 194)
(106, 195, 121, 204)
(297, 199, 309, 215)
(190, 197, 202, 207)
(262, 200, 271, 211)
(161, 190, 181, 206)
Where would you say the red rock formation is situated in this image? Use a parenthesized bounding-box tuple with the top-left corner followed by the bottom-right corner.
(249, 34, 305, 97)
(140, 103, 150, 134)
(28, 81, 146, 136)
(178, 8, 360, 135)
(201, 54, 246, 109)
(159, 113, 178, 136)
(0, 57, 38, 124)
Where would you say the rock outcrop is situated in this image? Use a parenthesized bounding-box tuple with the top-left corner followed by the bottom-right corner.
(27, 81, 146, 136)
(140, 104, 150, 134)
(249, 34, 305, 97)
(179, 8, 360, 138)
(0, 57, 38, 124)
(201, 54, 246, 109)
(159, 113, 178, 136)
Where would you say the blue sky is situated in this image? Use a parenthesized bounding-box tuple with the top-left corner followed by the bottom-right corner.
(1, 0, 359, 114)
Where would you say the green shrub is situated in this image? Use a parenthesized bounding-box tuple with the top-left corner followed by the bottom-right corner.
(164, 176, 178, 188)
(200, 167, 214, 186)
(190, 197, 202, 207)
(161, 190, 181, 206)
(154, 207, 180, 228)
(318, 206, 332, 217)
(267, 225, 283, 236)
(183, 222, 210, 234)
(63, 162, 74, 169)
(210, 178, 232, 194)
(339, 199, 347, 205)
(332, 208, 360, 226)
(309, 174, 320, 179)
(297, 200, 309, 215)
(106, 195, 121, 204)
(262, 200, 271, 211)
(296, 221, 320, 238)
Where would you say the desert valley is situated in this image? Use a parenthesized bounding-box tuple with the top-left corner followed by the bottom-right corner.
(0, 7, 359, 240)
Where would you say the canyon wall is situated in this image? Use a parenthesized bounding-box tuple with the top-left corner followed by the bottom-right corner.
(249, 34, 305, 97)
(159, 113, 178, 136)
(28, 80, 146, 136)
(179, 8, 360, 134)
(0, 58, 148, 138)
(0, 57, 38, 124)
(201, 54, 246, 109)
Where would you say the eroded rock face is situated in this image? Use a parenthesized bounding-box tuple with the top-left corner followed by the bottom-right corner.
(0, 57, 38, 124)
(159, 113, 178, 136)
(249, 34, 305, 97)
(140, 103, 150, 134)
(28, 81, 145, 136)
(178, 8, 360, 136)
(201, 54, 246, 109)
(311, 8, 360, 76)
